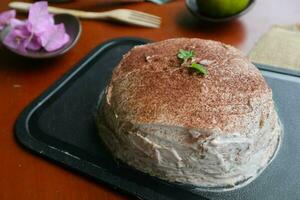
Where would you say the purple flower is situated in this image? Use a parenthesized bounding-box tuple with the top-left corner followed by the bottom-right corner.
(10, 18, 26, 27)
(3, 21, 32, 52)
(27, 1, 54, 34)
(40, 23, 70, 52)
(3, 19, 42, 52)
(26, 34, 42, 51)
(0, 10, 16, 31)
(2, 1, 70, 52)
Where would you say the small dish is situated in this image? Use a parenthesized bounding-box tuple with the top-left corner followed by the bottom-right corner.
(185, 0, 256, 22)
(0, 14, 81, 59)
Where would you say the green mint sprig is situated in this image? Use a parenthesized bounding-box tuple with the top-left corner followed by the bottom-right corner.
(177, 49, 194, 62)
(177, 49, 208, 76)
(190, 63, 208, 76)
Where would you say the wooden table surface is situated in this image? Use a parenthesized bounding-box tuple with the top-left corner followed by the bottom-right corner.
(0, 0, 299, 199)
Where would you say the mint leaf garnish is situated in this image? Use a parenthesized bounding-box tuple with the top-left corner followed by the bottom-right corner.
(177, 49, 209, 76)
(177, 49, 194, 62)
(190, 63, 208, 76)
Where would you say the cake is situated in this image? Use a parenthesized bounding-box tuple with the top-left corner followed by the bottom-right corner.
(96, 38, 282, 191)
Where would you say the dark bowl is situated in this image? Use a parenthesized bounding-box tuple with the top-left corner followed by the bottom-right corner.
(185, 0, 256, 22)
(0, 14, 81, 59)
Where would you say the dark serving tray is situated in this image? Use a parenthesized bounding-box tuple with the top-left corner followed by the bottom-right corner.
(15, 37, 300, 200)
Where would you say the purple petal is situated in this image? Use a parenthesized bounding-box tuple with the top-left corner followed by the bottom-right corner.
(3, 27, 29, 52)
(1, 22, 42, 52)
(28, 1, 54, 34)
(40, 23, 70, 52)
(26, 35, 42, 51)
(10, 18, 26, 28)
(0, 10, 16, 31)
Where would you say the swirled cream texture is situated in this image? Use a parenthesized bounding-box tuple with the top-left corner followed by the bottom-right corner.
(96, 90, 281, 190)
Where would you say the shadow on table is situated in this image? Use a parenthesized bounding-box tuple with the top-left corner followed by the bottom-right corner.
(175, 9, 246, 47)
(0, 45, 68, 71)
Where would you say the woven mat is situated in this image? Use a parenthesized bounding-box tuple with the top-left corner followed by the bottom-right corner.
(249, 24, 300, 72)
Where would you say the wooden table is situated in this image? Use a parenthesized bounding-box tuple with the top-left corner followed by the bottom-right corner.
(0, 0, 299, 199)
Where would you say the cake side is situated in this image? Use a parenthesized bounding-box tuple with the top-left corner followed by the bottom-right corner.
(97, 89, 281, 189)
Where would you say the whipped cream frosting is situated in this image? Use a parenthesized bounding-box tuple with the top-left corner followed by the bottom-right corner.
(96, 91, 282, 191)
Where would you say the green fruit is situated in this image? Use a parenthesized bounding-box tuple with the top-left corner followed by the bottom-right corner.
(197, 0, 250, 18)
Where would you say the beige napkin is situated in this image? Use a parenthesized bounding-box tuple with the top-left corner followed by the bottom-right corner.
(249, 24, 300, 71)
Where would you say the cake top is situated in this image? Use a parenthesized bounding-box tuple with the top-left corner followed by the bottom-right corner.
(106, 38, 272, 132)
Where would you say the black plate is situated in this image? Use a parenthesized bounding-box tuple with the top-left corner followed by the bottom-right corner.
(15, 37, 300, 200)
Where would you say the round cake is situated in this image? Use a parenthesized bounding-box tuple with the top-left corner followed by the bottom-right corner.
(96, 38, 282, 191)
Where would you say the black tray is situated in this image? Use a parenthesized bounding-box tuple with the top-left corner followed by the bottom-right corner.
(15, 37, 300, 200)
